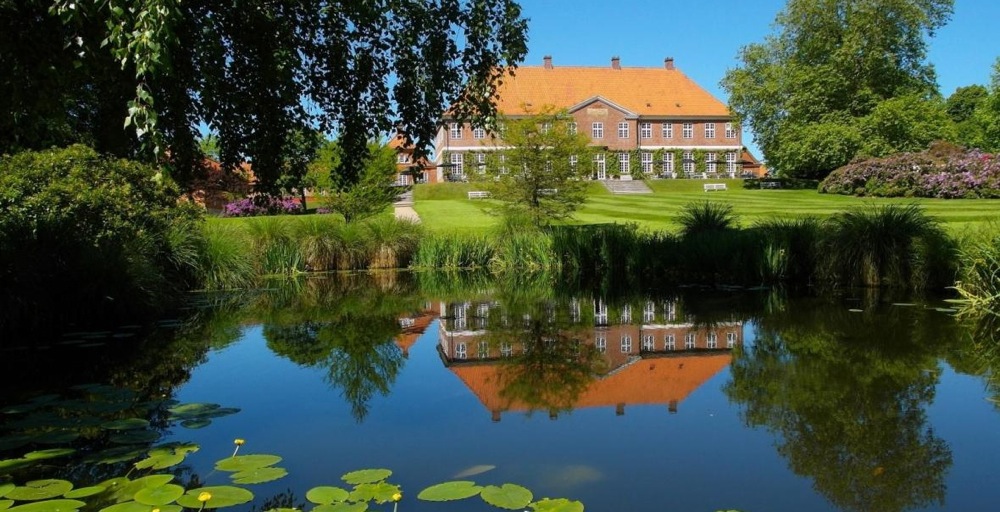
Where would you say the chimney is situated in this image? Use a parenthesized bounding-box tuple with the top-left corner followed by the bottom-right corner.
(664, 57, 675, 70)
(543, 55, 552, 69)
(611, 56, 621, 70)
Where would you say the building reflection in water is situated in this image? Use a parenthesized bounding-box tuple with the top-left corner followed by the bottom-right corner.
(429, 298, 743, 420)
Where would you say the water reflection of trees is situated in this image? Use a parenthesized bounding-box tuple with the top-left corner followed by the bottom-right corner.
(726, 298, 961, 512)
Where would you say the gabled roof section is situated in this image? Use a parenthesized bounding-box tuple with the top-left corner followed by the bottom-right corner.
(567, 96, 637, 118)
(493, 63, 730, 118)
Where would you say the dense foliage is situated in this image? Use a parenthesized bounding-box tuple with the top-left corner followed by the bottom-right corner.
(723, 0, 955, 178)
(0, 145, 203, 333)
(819, 144, 1000, 198)
(2, 0, 528, 195)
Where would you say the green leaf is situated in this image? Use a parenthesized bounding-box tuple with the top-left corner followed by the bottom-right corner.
(24, 449, 76, 460)
(102, 419, 150, 430)
(149, 443, 199, 456)
(0, 459, 32, 472)
(6, 500, 86, 512)
(214, 455, 282, 472)
(340, 469, 391, 485)
(5, 481, 74, 501)
(0, 500, 11, 511)
(109, 431, 160, 444)
(0, 485, 13, 498)
(133, 484, 184, 506)
(179, 419, 211, 429)
(63, 487, 106, 499)
(305, 487, 350, 505)
(530, 498, 584, 512)
(347, 483, 399, 505)
(480, 484, 533, 510)
(174, 487, 253, 509)
(166, 403, 221, 419)
(311, 504, 366, 512)
(98, 502, 155, 512)
(134, 453, 183, 470)
(417, 481, 483, 501)
(230, 467, 288, 485)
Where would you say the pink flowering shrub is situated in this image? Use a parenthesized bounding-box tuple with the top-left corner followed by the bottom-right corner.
(221, 196, 301, 217)
(819, 147, 1000, 199)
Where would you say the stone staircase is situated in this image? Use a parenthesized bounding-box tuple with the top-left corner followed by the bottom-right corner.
(601, 180, 652, 194)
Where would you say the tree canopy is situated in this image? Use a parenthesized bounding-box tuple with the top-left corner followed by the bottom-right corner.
(3, 0, 528, 195)
(723, 0, 955, 178)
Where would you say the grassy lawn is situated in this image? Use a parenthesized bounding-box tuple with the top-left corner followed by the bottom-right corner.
(412, 179, 1000, 234)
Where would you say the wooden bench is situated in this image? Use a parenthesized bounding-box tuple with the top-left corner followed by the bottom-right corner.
(703, 183, 727, 192)
(467, 191, 490, 199)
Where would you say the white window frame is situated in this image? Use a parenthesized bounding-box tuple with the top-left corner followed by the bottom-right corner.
(541, 122, 551, 134)
(682, 122, 693, 139)
(727, 332, 737, 348)
(682, 151, 694, 173)
(592, 122, 604, 139)
(618, 122, 629, 139)
(643, 301, 655, 322)
(449, 123, 462, 139)
(618, 152, 630, 174)
(478, 340, 489, 359)
(449, 152, 464, 178)
(500, 342, 513, 358)
(706, 152, 717, 173)
(665, 301, 677, 322)
(663, 152, 674, 173)
(473, 127, 486, 139)
(396, 153, 408, 163)
(569, 154, 578, 169)
(568, 122, 577, 135)
(620, 335, 632, 353)
(684, 332, 696, 349)
(595, 336, 607, 353)
(621, 304, 632, 323)
(640, 122, 652, 139)
(456, 342, 468, 359)
(705, 122, 716, 139)
(593, 153, 606, 175)
(475, 153, 486, 174)
(726, 152, 737, 175)
(595, 299, 608, 325)
(725, 122, 737, 139)
(662, 122, 673, 138)
(641, 152, 653, 173)
(707, 333, 718, 349)
(642, 334, 655, 351)
(665, 334, 676, 350)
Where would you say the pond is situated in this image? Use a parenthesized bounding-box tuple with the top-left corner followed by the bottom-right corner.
(2, 273, 1000, 512)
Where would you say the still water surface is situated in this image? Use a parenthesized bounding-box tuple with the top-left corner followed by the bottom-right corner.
(2, 274, 1000, 512)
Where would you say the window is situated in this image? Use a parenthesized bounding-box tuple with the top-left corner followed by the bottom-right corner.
(592, 122, 604, 139)
(593, 153, 605, 175)
(449, 153, 464, 178)
(541, 122, 551, 134)
(620, 335, 632, 353)
(705, 122, 716, 139)
(473, 127, 486, 139)
(595, 337, 607, 353)
(643, 301, 655, 323)
(641, 152, 653, 173)
(707, 333, 718, 349)
(640, 122, 652, 139)
(706, 152, 717, 173)
(568, 122, 577, 135)
(727, 332, 737, 348)
(726, 152, 737, 175)
(665, 301, 676, 322)
(642, 335, 655, 351)
(453, 302, 469, 330)
(618, 122, 629, 138)
(456, 342, 468, 359)
(498, 153, 507, 174)
(478, 340, 489, 359)
(662, 152, 674, 172)
(725, 122, 738, 139)
(570, 298, 581, 323)
(618, 152, 630, 174)
(682, 122, 693, 139)
(595, 299, 608, 325)
(665, 334, 676, 350)
(621, 304, 632, 323)
(682, 151, 694, 173)
(684, 332, 696, 349)
(662, 122, 673, 138)
(569, 155, 578, 169)
(500, 342, 513, 358)
(449, 123, 462, 139)
(475, 153, 486, 173)
(396, 153, 408, 163)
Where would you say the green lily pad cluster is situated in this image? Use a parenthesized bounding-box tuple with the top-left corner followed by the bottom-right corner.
(213, 455, 287, 485)
(300, 469, 400, 512)
(0, 385, 237, 474)
(417, 481, 584, 512)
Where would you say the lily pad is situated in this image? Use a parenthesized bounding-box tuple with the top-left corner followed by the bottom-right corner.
(24, 449, 76, 460)
(33, 431, 81, 445)
(347, 483, 399, 504)
(109, 431, 160, 445)
(131, 475, 175, 489)
(0, 435, 32, 451)
(480, 484, 533, 510)
(175, 486, 254, 509)
(134, 454, 183, 471)
(179, 419, 211, 429)
(99, 502, 157, 512)
(5, 481, 74, 501)
(417, 481, 483, 502)
(133, 484, 184, 506)
(530, 498, 585, 512)
(0, 500, 11, 511)
(0, 459, 32, 472)
(312, 504, 366, 512)
(87, 446, 147, 465)
(166, 403, 219, 418)
(341, 469, 391, 485)
(214, 455, 282, 472)
(0, 484, 13, 498)
(102, 419, 150, 431)
(305, 487, 350, 505)
(230, 467, 288, 485)
(63, 487, 106, 499)
(6, 500, 86, 512)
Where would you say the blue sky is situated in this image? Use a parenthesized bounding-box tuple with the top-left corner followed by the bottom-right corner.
(520, 0, 1000, 157)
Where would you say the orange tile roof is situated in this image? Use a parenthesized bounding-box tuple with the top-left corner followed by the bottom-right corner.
(491, 65, 730, 118)
(450, 353, 732, 416)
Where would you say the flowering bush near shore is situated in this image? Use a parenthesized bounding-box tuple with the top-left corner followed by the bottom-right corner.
(819, 144, 1000, 198)
(222, 196, 302, 217)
